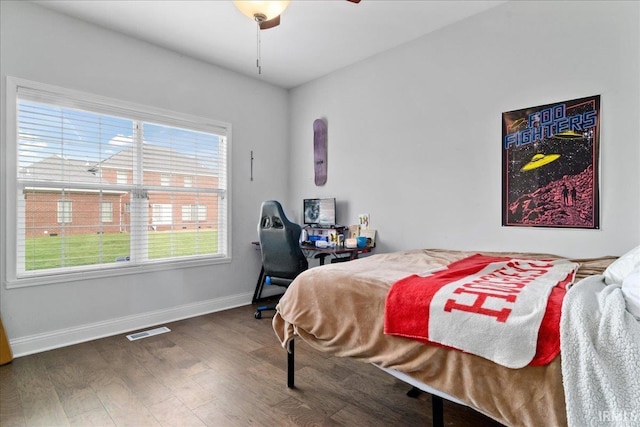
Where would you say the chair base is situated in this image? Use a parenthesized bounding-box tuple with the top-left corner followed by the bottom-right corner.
(253, 298, 280, 319)
(254, 307, 275, 319)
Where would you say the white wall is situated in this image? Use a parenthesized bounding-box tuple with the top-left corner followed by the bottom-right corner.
(2, 0, 639, 356)
(0, 1, 288, 355)
(288, 0, 640, 259)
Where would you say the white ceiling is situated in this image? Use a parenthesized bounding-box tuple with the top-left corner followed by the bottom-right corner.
(33, 0, 507, 89)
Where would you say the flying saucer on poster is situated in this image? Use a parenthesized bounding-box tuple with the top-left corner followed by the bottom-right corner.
(520, 153, 561, 171)
(553, 130, 584, 139)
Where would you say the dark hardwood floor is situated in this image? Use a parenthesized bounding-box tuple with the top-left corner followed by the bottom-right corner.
(0, 304, 504, 426)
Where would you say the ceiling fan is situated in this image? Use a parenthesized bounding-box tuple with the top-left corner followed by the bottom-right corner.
(233, 0, 361, 31)
(233, 0, 361, 74)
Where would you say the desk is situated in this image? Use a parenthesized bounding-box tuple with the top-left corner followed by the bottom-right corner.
(251, 241, 373, 303)
(301, 244, 372, 265)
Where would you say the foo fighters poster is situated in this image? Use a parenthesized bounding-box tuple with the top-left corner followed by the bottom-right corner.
(502, 95, 600, 229)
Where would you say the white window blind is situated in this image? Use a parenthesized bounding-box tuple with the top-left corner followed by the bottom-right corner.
(13, 81, 230, 281)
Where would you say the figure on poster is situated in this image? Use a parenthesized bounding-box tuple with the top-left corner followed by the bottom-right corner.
(562, 185, 569, 206)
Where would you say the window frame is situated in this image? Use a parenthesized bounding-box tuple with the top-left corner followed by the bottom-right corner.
(4, 77, 233, 288)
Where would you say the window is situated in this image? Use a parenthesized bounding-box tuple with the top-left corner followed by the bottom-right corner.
(182, 204, 207, 221)
(116, 171, 128, 184)
(152, 204, 173, 225)
(160, 174, 171, 187)
(7, 77, 230, 285)
(100, 202, 113, 223)
(57, 200, 72, 223)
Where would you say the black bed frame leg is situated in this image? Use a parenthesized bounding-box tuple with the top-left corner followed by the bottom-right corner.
(286, 340, 442, 427)
(287, 340, 295, 388)
(407, 386, 422, 398)
(407, 387, 444, 427)
(432, 394, 444, 427)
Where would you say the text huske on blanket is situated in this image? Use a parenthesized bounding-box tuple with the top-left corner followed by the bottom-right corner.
(443, 259, 560, 322)
(384, 254, 579, 368)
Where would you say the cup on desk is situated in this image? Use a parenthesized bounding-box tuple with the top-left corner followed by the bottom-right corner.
(356, 236, 367, 248)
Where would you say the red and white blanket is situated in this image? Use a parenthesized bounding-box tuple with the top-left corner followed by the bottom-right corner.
(384, 254, 579, 368)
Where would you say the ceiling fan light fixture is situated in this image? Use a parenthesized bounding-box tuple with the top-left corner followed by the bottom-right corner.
(233, 1, 290, 75)
(233, 1, 290, 23)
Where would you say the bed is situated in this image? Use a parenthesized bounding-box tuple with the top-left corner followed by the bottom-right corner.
(272, 248, 639, 427)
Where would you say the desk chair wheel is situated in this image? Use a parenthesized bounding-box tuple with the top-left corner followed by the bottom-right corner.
(254, 310, 262, 319)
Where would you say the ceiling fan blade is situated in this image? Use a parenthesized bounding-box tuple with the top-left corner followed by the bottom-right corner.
(259, 15, 280, 30)
(347, 0, 361, 3)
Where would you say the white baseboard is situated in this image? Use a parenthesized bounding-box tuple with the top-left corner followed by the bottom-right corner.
(9, 292, 253, 358)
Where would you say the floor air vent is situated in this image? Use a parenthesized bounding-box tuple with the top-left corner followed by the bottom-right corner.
(126, 326, 171, 341)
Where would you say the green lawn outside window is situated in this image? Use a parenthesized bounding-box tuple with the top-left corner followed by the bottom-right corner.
(25, 230, 218, 270)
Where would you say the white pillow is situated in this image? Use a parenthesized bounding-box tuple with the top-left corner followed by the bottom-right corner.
(621, 266, 640, 320)
(604, 245, 640, 285)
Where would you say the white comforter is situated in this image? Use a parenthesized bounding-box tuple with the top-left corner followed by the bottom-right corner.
(560, 275, 640, 427)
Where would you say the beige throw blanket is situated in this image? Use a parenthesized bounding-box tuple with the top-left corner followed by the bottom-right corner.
(273, 249, 615, 427)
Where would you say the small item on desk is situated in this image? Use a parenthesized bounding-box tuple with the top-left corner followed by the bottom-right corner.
(356, 236, 367, 248)
(345, 238, 358, 248)
(315, 240, 329, 248)
(359, 229, 376, 248)
(358, 213, 370, 230)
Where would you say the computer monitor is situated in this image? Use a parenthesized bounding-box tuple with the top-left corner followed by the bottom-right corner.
(303, 198, 336, 227)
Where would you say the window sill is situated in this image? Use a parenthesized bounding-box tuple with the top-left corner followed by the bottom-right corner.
(4, 255, 232, 289)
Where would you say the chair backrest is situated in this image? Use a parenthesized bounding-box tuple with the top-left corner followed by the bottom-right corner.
(258, 200, 308, 281)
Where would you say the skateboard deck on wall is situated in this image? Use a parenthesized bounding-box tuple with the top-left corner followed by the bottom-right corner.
(313, 118, 327, 186)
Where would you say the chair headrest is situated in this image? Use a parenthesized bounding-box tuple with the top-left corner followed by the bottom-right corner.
(260, 200, 291, 230)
